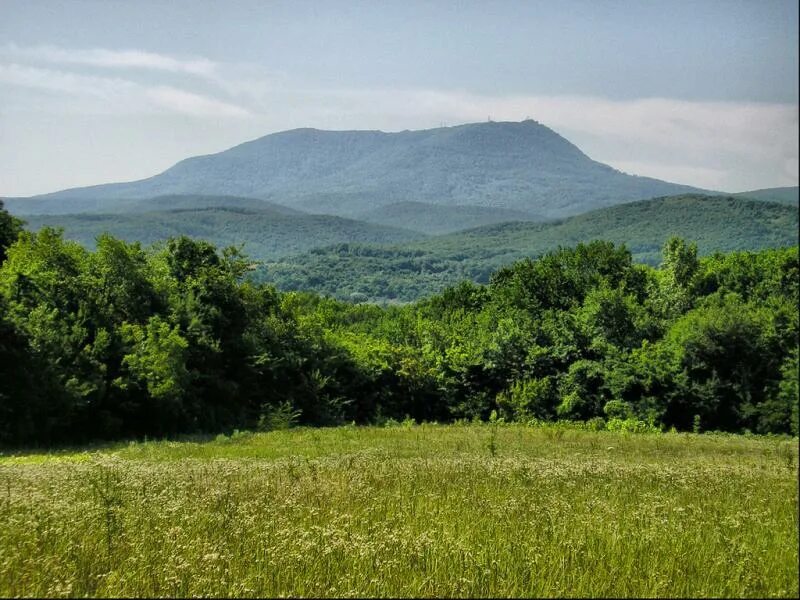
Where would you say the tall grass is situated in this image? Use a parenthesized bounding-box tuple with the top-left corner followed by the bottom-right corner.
(1, 424, 797, 597)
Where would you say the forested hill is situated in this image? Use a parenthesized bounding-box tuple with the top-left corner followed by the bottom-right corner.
(2, 193, 798, 444)
(257, 194, 799, 302)
(2, 194, 305, 216)
(734, 186, 799, 207)
(354, 201, 543, 234)
(24, 120, 704, 218)
(22, 204, 426, 259)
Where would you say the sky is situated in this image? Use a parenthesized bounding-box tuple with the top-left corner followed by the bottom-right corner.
(0, 0, 797, 196)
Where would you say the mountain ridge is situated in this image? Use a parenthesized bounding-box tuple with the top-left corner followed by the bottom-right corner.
(17, 120, 709, 218)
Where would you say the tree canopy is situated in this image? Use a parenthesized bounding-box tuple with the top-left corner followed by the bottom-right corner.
(1, 200, 797, 446)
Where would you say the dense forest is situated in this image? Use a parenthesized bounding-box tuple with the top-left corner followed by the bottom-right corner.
(258, 195, 799, 302)
(21, 198, 426, 259)
(0, 200, 797, 446)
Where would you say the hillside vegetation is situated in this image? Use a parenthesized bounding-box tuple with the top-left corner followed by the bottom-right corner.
(22, 205, 425, 259)
(2, 194, 304, 216)
(1, 196, 797, 445)
(25, 121, 703, 218)
(734, 186, 799, 207)
(354, 201, 542, 234)
(258, 194, 800, 302)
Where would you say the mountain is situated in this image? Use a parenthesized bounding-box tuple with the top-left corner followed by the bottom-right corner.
(23, 203, 426, 259)
(354, 201, 543, 234)
(256, 194, 799, 302)
(733, 186, 799, 207)
(22, 120, 707, 218)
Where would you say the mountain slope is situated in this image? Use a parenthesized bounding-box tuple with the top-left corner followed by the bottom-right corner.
(26, 120, 706, 218)
(354, 201, 543, 234)
(3, 194, 302, 216)
(256, 194, 799, 302)
(733, 186, 799, 207)
(23, 205, 426, 259)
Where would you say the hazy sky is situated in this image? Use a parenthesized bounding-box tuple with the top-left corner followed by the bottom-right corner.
(1, 0, 797, 196)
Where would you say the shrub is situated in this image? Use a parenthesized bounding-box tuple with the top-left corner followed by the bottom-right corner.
(606, 417, 661, 434)
(258, 401, 302, 432)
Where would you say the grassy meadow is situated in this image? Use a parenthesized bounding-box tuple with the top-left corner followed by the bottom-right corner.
(1, 423, 798, 598)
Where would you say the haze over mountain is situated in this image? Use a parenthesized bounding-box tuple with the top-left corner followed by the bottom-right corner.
(22, 120, 708, 219)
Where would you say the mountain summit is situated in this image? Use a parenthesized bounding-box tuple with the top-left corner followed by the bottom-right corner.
(31, 120, 704, 218)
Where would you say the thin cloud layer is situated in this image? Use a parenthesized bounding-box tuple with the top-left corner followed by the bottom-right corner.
(0, 63, 250, 117)
(1, 42, 797, 194)
(1, 43, 218, 78)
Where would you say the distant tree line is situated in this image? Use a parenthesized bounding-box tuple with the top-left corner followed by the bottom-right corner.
(0, 200, 797, 445)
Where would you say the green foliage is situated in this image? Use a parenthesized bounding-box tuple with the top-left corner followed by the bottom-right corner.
(497, 377, 557, 421)
(119, 317, 189, 403)
(256, 195, 799, 302)
(23, 205, 425, 262)
(0, 200, 24, 264)
(355, 201, 543, 234)
(605, 417, 661, 433)
(257, 400, 302, 432)
(733, 185, 799, 207)
(0, 210, 797, 445)
(603, 399, 634, 420)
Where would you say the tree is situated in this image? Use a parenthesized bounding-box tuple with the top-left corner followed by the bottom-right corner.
(650, 237, 699, 321)
(118, 317, 189, 433)
(658, 296, 782, 431)
(0, 200, 24, 264)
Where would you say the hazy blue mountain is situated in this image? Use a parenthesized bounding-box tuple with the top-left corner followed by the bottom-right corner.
(256, 194, 799, 302)
(354, 201, 543, 234)
(24, 120, 707, 218)
(24, 205, 426, 259)
(733, 186, 799, 207)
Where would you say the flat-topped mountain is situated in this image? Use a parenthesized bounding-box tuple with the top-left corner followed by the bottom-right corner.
(23, 120, 706, 218)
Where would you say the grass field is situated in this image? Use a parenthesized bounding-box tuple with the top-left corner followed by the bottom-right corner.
(1, 424, 797, 598)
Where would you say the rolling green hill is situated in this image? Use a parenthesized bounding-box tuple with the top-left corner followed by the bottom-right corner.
(354, 201, 543, 234)
(733, 186, 799, 207)
(23, 120, 705, 218)
(2, 193, 303, 216)
(23, 205, 426, 259)
(255, 194, 799, 302)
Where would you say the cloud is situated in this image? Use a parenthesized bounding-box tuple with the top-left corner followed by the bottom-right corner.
(0, 63, 250, 117)
(0, 41, 796, 191)
(281, 88, 798, 190)
(602, 161, 731, 190)
(1, 42, 218, 78)
(145, 86, 250, 118)
(316, 88, 797, 161)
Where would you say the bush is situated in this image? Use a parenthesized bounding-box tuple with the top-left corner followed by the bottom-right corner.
(603, 400, 634, 420)
(497, 377, 556, 421)
(586, 416, 607, 431)
(606, 417, 661, 434)
(258, 401, 302, 432)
